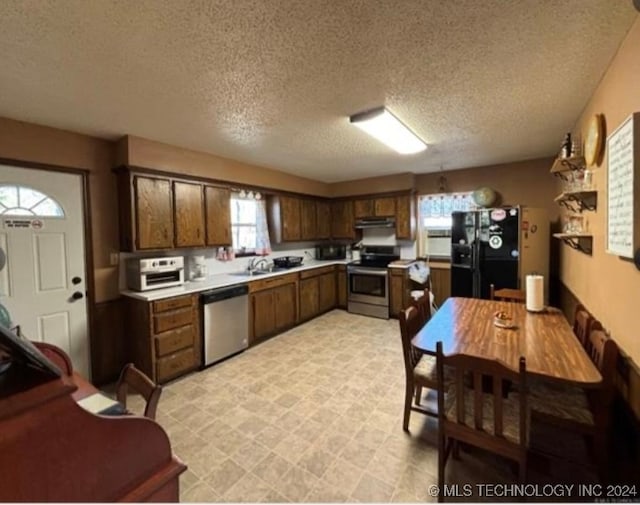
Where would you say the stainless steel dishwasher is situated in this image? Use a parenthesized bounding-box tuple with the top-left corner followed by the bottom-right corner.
(201, 284, 249, 367)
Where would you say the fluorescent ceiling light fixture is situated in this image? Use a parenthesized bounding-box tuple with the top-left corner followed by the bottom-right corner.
(350, 107, 427, 154)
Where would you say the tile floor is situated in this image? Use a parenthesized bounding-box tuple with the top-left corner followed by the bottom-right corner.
(126, 310, 596, 502)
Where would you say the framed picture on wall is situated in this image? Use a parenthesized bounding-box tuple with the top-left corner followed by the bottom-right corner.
(606, 112, 639, 258)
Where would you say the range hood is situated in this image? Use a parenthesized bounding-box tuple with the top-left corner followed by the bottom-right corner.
(354, 216, 396, 229)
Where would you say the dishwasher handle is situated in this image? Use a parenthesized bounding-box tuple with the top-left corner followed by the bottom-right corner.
(201, 284, 249, 304)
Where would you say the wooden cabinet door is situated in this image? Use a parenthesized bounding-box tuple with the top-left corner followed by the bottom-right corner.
(354, 199, 374, 218)
(134, 176, 174, 249)
(395, 194, 415, 240)
(337, 266, 347, 309)
(316, 200, 331, 239)
(274, 283, 297, 330)
(389, 270, 405, 318)
(205, 186, 232, 246)
(173, 181, 205, 247)
(281, 196, 301, 241)
(300, 199, 317, 241)
(374, 197, 396, 217)
(299, 277, 319, 321)
(318, 272, 337, 313)
(251, 290, 276, 343)
(331, 200, 355, 239)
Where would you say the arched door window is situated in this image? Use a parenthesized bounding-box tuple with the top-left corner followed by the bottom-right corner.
(0, 184, 64, 217)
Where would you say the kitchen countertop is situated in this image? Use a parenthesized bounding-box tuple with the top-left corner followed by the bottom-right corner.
(121, 259, 351, 301)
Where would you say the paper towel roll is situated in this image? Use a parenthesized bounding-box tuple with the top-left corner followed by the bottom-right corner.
(526, 275, 544, 312)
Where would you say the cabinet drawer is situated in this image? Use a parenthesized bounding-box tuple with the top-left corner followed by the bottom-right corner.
(299, 265, 335, 279)
(155, 325, 194, 357)
(153, 308, 193, 334)
(156, 347, 196, 383)
(153, 295, 192, 313)
(249, 273, 298, 292)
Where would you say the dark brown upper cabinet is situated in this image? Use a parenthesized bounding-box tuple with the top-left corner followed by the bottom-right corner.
(300, 199, 317, 241)
(173, 181, 205, 248)
(374, 197, 396, 217)
(330, 200, 355, 240)
(133, 175, 174, 250)
(354, 199, 374, 218)
(205, 186, 232, 246)
(395, 194, 416, 240)
(316, 200, 331, 240)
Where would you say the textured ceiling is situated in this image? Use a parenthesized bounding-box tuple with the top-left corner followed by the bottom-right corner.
(0, 1, 636, 182)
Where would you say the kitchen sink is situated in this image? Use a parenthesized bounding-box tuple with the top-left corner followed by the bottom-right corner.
(228, 270, 269, 277)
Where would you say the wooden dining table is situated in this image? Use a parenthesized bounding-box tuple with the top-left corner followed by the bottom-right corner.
(412, 297, 602, 387)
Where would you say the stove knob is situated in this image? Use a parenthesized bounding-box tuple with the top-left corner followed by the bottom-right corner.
(152, 261, 157, 267)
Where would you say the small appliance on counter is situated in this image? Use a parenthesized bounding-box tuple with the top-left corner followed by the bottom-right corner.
(126, 256, 185, 291)
(315, 244, 346, 261)
(189, 255, 208, 281)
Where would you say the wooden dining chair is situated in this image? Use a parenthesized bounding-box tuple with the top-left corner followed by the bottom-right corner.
(436, 343, 528, 499)
(529, 321, 618, 480)
(413, 287, 432, 326)
(399, 305, 439, 430)
(573, 304, 593, 349)
(489, 284, 525, 303)
(116, 363, 163, 420)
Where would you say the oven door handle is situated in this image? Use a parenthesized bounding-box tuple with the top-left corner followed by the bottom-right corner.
(348, 268, 388, 276)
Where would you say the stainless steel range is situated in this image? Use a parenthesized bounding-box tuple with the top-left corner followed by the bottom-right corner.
(347, 245, 400, 319)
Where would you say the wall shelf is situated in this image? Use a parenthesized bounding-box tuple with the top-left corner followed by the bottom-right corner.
(554, 190, 597, 212)
(550, 156, 586, 180)
(553, 233, 593, 255)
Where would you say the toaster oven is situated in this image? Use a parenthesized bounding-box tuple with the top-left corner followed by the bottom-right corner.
(126, 256, 185, 291)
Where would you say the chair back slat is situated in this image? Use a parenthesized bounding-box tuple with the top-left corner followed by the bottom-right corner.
(456, 368, 465, 424)
(494, 375, 503, 437)
(116, 363, 162, 420)
(573, 305, 592, 347)
(438, 351, 526, 441)
(414, 288, 432, 326)
(585, 323, 618, 393)
(398, 306, 424, 377)
(473, 372, 483, 430)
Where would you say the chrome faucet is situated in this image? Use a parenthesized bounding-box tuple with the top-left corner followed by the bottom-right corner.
(248, 257, 269, 273)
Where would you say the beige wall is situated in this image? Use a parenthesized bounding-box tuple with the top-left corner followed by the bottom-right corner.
(120, 136, 331, 197)
(0, 117, 120, 302)
(561, 16, 640, 363)
(415, 158, 559, 222)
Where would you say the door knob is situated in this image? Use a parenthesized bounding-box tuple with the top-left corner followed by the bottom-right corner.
(72, 276, 82, 285)
(71, 291, 84, 300)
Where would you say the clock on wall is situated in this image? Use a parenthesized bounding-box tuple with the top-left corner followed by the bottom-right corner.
(584, 114, 604, 166)
(472, 187, 496, 207)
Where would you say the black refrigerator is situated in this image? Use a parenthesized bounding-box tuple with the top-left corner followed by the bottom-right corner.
(451, 207, 521, 299)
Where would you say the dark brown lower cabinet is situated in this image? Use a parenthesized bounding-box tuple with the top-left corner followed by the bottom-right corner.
(299, 277, 320, 322)
(249, 273, 299, 344)
(299, 266, 338, 321)
(337, 265, 347, 309)
(318, 271, 337, 313)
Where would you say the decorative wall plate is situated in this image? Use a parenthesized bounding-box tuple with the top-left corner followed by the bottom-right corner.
(584, 114, 604, 166)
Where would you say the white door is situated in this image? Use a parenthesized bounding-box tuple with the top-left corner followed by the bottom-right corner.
(0, 165, 90, 377)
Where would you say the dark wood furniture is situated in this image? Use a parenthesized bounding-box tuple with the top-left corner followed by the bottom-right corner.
(330, 199, 356, 240)
(428, 263, 451, 308)
(125, 293, 201, 384)
(116, 363, 163, 420)
(0, 362, 186, 501)
(249, 272, 299, 344)
(573, 304, 593, 349)
(414, 288, 432, 326)
(489, 284, 526, 303)
(33, 341, 73, 376)
(529, 321, 619, 480)
(399, 306, 438, 430)
(412, 298, 602, 386)
(116, 168, 232, 251)
(389, 268, 412, 318)
(336, 265, 347, 309)
(173, 180, 205, 247)
(297, 266, 336, 322)
(436, 342, 529, 499)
